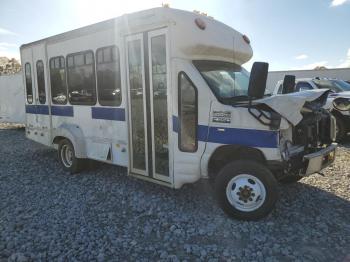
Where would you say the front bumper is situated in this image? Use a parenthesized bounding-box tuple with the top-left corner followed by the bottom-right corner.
(303, 143, 337, 175)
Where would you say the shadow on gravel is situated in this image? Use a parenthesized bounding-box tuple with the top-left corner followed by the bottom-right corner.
(341, 135, 350, 148)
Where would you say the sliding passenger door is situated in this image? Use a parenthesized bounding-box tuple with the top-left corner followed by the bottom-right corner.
(23, 44, 51, 145)
(125, 29, 172, 184)
(32, 44, 51, 145)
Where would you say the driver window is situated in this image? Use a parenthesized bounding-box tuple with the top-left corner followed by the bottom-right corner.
(178, 72, 198, 152)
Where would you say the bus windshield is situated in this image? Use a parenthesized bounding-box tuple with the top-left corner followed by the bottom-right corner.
(193, 60, 250, 102)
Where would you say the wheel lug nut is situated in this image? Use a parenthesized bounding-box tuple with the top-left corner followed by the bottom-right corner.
(249, 198, 253, 201)
(236, 192, 240, 195)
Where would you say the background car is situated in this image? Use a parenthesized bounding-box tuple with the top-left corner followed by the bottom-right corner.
(273, 77, 350, 141)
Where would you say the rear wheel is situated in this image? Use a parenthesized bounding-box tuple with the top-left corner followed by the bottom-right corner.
(214, 160, 278, 221)
(58, 139, 84, 173)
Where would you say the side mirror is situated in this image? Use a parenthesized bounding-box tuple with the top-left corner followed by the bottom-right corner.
(248, 62, 269, 99)
(282, 75, 296, 94)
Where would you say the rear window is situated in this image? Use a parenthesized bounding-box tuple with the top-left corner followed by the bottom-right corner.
(25, 63, 33, 104)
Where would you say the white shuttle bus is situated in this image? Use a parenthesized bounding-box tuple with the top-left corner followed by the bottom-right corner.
(21, 7, 337, 220)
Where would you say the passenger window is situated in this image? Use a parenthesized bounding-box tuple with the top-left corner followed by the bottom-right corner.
(50, 56, 67, 104)
(25, 63, 33, 104)
(67, 51, 96, 105)
(36, 60, 46, 104)
(178, 72, 198, 152)
(96, 46, 122, 106)
(296, 82, 312, 92)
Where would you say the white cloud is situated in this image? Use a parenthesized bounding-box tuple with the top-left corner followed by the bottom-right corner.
(295, 54, 308, 60)
(337, 48, 350, 68)
(0, 42, 18, 51)
(331, 0, 350, 6)
(0, 27, 17, 36)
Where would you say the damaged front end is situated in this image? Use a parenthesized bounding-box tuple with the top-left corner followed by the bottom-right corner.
(254, 89, 337, 179)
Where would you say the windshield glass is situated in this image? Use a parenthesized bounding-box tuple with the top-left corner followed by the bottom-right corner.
(193, 60, 250, 101)
(313, 79, 350, 92)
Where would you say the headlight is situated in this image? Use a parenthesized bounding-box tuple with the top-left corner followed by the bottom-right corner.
(332, 97, 350, 111)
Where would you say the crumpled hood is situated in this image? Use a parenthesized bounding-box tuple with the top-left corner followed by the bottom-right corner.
(253, 89, 329, 126)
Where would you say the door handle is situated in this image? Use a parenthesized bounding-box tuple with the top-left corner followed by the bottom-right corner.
(217, 128, 225, 132)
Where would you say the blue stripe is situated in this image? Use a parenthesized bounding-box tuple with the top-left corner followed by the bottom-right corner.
(51, 106, 74, 117)
(36, 105, 49, 115)
(206, 126, 278, 148)
(25, 105, 49, 115)
(172, 116, 278, 148)
(25, 105, 37, 114)
(91, 107, 125, 121)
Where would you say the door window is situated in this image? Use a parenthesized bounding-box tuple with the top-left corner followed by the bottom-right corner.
(178, 72, 198, 152)
(36, 60, 46, 104)
(150, 34, 169, 176)
(128, 39, 146, 171)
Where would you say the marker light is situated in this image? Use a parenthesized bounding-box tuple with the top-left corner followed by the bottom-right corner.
(242, 34, 250, 45)
(195, 18, 206, 30)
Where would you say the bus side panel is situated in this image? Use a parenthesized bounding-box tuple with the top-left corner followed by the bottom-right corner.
(47, 28, 129, 167)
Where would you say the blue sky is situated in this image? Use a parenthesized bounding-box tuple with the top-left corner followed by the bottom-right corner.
(0, 0, 349, 71)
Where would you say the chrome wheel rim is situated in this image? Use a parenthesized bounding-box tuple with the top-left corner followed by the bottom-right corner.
(226, 174, 266, 212)
(61, 144, 73, 168)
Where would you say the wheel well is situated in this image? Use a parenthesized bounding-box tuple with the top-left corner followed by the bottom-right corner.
(52, 136, 67, 145)
(208, 145, 266, 181)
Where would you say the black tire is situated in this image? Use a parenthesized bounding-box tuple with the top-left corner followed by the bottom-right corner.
(58, 139, 85, 173)
(214, 160, 278, 221)
(279, 174, 303, 184)
(335, 116, 346, 142)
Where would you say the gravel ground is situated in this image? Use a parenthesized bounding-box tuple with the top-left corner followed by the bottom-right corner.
(0, 125, 349, 262)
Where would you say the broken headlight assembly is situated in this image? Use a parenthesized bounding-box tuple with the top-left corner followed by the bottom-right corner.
(332, 97, 350, 111)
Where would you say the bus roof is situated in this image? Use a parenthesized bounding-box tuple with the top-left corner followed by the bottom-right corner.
(21, 7, 253, 65)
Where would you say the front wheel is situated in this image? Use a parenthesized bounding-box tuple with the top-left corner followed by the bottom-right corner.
(215, 160, 278, 221)
(58, 139, 85, 173)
